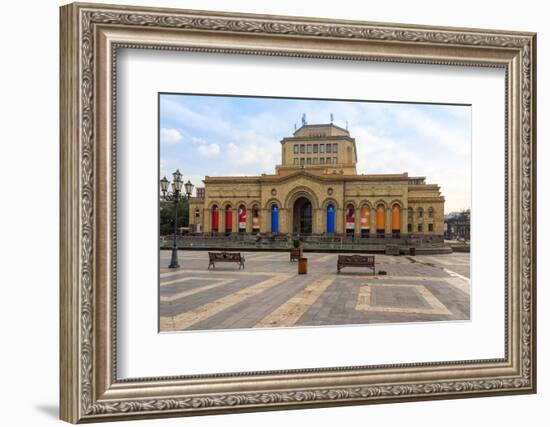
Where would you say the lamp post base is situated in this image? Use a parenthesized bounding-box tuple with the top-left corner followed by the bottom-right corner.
(168, 247, 180, 269)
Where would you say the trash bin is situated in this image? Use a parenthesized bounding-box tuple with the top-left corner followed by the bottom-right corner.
(298, 257, 308, 274)
(409, 247, 416, 256)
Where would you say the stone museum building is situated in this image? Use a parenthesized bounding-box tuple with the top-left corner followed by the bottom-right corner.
(188, 123, 445, 239)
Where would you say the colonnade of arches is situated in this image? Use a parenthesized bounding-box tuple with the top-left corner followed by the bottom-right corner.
(206, 199, 435, 237)
(210, 203, 261, 234)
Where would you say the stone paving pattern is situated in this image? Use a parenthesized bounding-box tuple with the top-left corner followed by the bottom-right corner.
(159, 251, 470, 332)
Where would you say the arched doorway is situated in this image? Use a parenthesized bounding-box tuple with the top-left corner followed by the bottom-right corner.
(238, 204, 246, 233)
(391, 203, 401, 238)
(326, 204, 335, 234)
(360, 205, 370, 238)
(293, 197, 312, 235)
(271, 204, 279, 233)
(225, 205, 232, 235)
(345, 203, 356, 236)
(211, 205, 219, 232)
(251, 204, 260, 234)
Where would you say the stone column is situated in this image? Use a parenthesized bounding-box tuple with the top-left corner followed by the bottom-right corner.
(233, 205, 239, 233)
(260, 208, 268, 233)
(219, 207, 225, 233)
(313, 208, 323, 235)
(355, 206, 361, 236)
(401, 206, 407, 236)
(336, 207, 344, 234)
(204, 208, 211, 233)
(279, 208, 288, 234)
(385, 205, 392, 236)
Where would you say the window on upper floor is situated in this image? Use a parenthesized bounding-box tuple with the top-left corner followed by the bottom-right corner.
(313, 144, 318, 153)
(293, 144, 298, 154)
(333, 143, 338, 153)
(320, 144, 325, 153)
(300, 144, 305, 154)
(326, 144, 332, 153)
(307, 144, 311, 153)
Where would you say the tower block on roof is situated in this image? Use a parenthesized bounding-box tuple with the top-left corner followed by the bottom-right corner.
(278, 123, 357, 176)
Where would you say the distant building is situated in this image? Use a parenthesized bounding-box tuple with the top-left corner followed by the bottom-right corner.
(188, 123, 445, 239)
(444, 210, 470, 241)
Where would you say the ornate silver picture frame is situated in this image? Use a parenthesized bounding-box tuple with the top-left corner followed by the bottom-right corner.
(60, 2, 536, 423)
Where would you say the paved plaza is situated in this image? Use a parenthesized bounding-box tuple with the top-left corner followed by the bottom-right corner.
(159, 250, 470, 332)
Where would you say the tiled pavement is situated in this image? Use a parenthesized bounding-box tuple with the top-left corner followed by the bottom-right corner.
(159, 250, 470, 332)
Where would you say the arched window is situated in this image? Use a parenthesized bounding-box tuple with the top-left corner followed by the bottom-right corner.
(211, 205, 219, 232)
(238, 204, 246, 233)
(391, 204, 401, 238)
(376, 204, 385, 238)
(225, 205, 232, 233)
(417, 207, 424, 218)
(326, 204, 335, 233)
(428, 207, 434, 218)
(360, 205, 370, 238)
(345, 203, 355, 236)
(271, 204, 279, 234)
(252, 204, 260, 234)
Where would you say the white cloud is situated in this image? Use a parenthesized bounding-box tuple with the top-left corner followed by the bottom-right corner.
(160, 127, 183, 144)
(197, 143, 220, 157)
(226, 141, 279, 173)
(393, 107, 470, 156)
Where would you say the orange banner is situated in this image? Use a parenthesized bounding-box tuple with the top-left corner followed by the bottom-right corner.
(360, 206, 370, 229)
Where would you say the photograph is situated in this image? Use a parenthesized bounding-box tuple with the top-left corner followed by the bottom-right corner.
(158, 94, 472, 332)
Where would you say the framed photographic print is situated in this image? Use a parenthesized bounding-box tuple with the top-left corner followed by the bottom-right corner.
(60, 2, 537, 423)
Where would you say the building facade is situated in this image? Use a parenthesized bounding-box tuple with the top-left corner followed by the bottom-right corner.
(188, 123, 445, 239)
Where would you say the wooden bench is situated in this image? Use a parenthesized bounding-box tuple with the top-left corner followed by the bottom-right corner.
(337, 254, 375, 275)
(289, 247, 303, 262)
(208, 252, 245, 270)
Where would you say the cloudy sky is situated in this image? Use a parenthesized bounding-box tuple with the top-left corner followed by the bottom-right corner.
(159, 94, 471, 213)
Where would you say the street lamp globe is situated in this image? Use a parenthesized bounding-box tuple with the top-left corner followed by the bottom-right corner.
(160, 176, 169, 193)
(172, 169, 183, 192)
(173, 169, 182, 183)
(184, 179, 194, 197)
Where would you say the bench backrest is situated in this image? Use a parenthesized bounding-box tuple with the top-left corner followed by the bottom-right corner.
(338, 254, 375, 265)
(209, 251, 242, 261)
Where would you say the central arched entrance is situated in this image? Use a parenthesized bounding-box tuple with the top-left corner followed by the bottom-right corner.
(293, 197, 313, 235)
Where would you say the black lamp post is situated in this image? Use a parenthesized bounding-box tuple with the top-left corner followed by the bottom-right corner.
(160, 170, 194, 268)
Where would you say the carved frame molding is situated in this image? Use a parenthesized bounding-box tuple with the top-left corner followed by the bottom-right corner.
(60, 2, 536, 423)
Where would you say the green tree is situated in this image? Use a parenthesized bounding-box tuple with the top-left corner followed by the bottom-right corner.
(159, 198, 189, 235)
